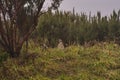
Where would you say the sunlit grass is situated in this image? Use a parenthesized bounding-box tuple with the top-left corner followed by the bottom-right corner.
(0, 42, 120, 80)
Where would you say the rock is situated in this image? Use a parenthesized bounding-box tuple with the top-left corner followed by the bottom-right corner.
(57, 39, 64, 49)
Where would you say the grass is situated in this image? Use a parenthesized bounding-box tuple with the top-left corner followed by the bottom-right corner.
(0, 42, 120, 80)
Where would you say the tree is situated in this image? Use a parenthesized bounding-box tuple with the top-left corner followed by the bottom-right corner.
(0, 0, 63, 57)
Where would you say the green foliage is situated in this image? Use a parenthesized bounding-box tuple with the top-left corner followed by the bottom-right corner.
(36, 10, 120, 47)
(0, 51, 9, 64)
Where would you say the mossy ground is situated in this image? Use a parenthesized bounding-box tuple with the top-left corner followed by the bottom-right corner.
(0, 42, 120, 80)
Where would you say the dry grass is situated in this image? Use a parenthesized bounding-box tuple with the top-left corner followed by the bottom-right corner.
(0, 42, 120, 80)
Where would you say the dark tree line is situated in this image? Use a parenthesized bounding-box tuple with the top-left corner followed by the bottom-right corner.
(36, 10, 120, 47)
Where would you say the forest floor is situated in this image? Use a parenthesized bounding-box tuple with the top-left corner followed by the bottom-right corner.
(0, 42, 120, 80)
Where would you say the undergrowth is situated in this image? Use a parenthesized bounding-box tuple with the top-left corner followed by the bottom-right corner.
(0, 42, 120, 80)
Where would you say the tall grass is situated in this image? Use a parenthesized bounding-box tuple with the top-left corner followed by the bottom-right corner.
(0, 42, 120, 80)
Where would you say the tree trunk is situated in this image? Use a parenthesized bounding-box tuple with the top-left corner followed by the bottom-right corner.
(6, 45, 22, 58)
(26, 40, 28, 53)
(9, 51, 20, 58)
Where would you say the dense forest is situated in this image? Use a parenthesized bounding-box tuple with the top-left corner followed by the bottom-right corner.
(32, 9, 120, 47)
